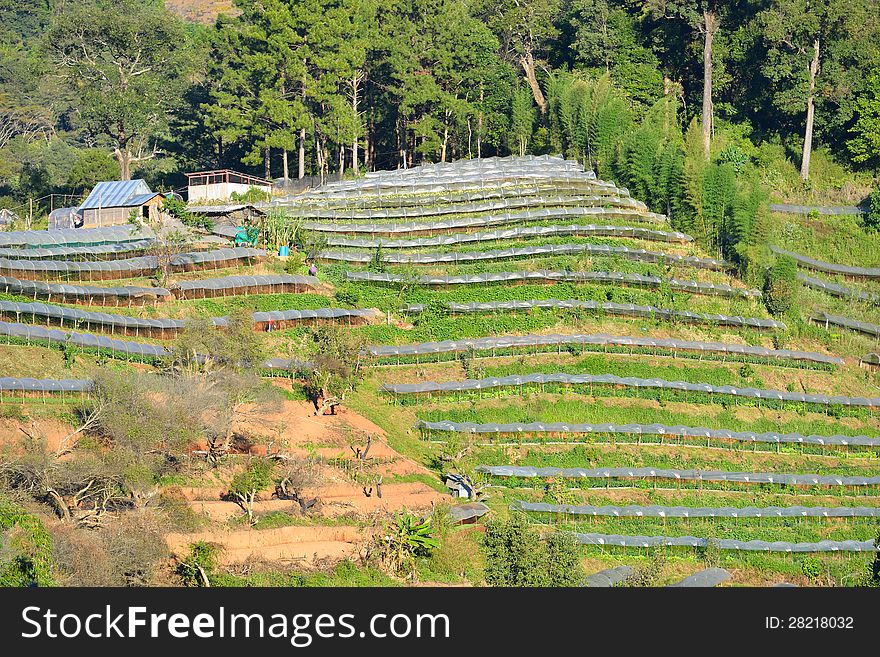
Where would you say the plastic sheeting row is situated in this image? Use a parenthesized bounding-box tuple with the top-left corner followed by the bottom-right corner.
(172, 275, 320, 299)
(416, 419, 879, 448)
(385, 372, 880, 408)
(275, 185, 660, 214)
(369, 333, 840, 365)
(515, 501, 880, 518)
(474, 465, 880, 487)
(0, 275, 171, 306)
(320, 243, 730, 270)
(799, 273, 880, 304)
(402, 298, 785, 331)
(349, 270, 756, 298)
(771, 245, 880, 279)
(0, 248, 265, 279)
(813, 311, 880, 338)
(0, 301, 375, 336)
(0, 378, 93, 392)
(0, 225, 154, 249)
(323, 224, 690, 247)
(574, 533, 877, 553)
(0, 322, 310, 371)
(291, 195, 652, 220)
(0, 240, 156, 261)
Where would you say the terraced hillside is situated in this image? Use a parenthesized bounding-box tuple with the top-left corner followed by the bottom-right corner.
(1, 155, 877, 587)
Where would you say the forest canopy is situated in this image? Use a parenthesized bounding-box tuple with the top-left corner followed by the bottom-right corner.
(0, 0, 879, 220)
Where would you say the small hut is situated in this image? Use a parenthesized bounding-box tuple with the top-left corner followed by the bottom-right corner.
(79, 180, 164, 227)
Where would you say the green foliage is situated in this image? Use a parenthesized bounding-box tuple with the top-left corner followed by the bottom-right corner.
(764, 254, 799, 316)
(511, 86, 537, 156)
(0, 496, 53, 587)
(483, 514, 583, 586)
(176, 541, 222, 587)
(67, 149, 120, 193)
(864, 188, 880, 231)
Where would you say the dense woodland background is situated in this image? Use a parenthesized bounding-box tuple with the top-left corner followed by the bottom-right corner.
(2, 0, 880, 266)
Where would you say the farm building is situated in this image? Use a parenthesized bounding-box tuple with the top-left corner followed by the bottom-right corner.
(79, 180, 165, 227)
(186, 170, 272, 203)
(860, 353, 880, 371)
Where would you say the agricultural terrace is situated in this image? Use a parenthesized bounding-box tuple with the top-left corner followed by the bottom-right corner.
(1, 155, 878, 587)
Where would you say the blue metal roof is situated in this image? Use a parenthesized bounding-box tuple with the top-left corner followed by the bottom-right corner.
(80, 180, 154, 210)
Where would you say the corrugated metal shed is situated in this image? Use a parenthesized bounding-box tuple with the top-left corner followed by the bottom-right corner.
(80, 180, 156, 210)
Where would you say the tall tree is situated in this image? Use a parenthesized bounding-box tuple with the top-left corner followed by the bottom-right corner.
(761, 0, 877, 179)
(476, 0, 561, 114)
(646, 1, 749, 158)
(46, 0, 194, 180)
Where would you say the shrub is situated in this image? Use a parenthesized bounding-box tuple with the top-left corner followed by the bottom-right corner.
(483, 515, 582, 586)
(864, 188, 880, 231)
(764, 255, 798, 316)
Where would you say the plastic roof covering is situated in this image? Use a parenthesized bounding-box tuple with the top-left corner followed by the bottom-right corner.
(306, 211, 665, 236)
(320, 243, 730, 269)
(574, 533, 878, 553)
(418, 420, 880, 447)
(403, 299, 786, 330)
(289, 197, 652, 220)
(515, 501, 880, 518)
(583, 566, 634, 587)
(252, 307, 375, 322)
(370, 333, 840, 365)
(296, 176, 624, 199)
(0, 320, 316, 368)
(277, 185, 663, 214)
(0, 225, 154, 249)
(0, 247, 265, 277)
(0, 240, 156, 260)
(289, 194, 651, 219)
(348, 270, 759, 298)
(0, 300, 375, 331)
(0, 275, 171, 300)
(384, 372, 878, 407)
(862, 353, 880, 365)
(0, 319, 170, 358)
(812, 311, 880, 338)
(770, 203, 864, 216)
(0, 377, 93, 392)
(770, 245, 880, 278)
(475, 465, 880, 486)
(798, 273, 880, 304)
(324, 224, 692, 248)
(448, 502, 491, 523)
(79, 179, 153, 209)
(173, 274, 319, 292)
(667, 568, 732, 587)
